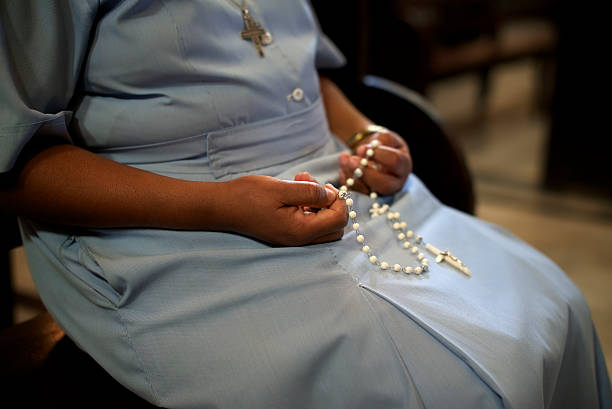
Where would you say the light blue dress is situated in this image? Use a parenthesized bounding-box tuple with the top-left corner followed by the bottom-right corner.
(1, 1, 610, 408)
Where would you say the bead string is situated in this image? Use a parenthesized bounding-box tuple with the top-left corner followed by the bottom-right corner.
(337, 139, 471, 277)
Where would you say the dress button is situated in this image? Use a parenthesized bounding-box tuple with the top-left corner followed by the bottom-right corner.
(291, 88, 304, 101)
(262, 31, 273, 45)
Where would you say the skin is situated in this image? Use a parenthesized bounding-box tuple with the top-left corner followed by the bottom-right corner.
(0, 76, 412, 246)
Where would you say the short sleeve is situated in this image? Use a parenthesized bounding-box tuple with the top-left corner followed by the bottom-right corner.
(0, 1, 98, 173)
(305, 1, 346, 69)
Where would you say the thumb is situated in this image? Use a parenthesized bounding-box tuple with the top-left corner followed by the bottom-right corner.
(279, 180, 336, 207)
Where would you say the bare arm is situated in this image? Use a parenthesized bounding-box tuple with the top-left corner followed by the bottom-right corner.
(0, 143, 347, 245)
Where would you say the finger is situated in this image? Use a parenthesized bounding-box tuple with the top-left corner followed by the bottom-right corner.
(308, 229, 344, 244)
(338, 153, 369, 194)
(278, 180, 336, 208)
(362, 145, 412, 177)
(292, 194, 348, 241)
(359, 165, 405, 196)
(294, 172, 318, 183)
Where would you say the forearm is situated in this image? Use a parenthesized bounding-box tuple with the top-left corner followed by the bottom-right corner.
(319, 75, 373, 145)
(0, 144, 228, 230)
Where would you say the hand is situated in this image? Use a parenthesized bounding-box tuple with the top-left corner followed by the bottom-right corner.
(338, 129, 412, 196)
(224, 174, 348, 246)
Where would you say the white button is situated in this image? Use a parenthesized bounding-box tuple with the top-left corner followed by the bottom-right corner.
(291, 88, 304, 101)
(262, 32, 273, 45)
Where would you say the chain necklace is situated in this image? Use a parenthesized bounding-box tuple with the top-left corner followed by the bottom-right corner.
(338, 139, 471, 277)
(225, 0, 271, 57)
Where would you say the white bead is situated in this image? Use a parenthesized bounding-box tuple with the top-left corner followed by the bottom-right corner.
(345, 198, 353, 206)
(411, 246, 418, 254)
(352, 223, 360, 230)
(393, 222, 401, 230)
(380, 262, 389, 270)
(349, 211, 357, 219)
(371, 139, 380, 148)
(354, 168, 363, 178)
(340, 185, 348, 191)
(397, 233, 406, 240)
(415, 267, 423, 274)
(369, 255, 378, 264)
(393, 264, 402, 272)
(356, 234, 365, 243)
(421, 264, 429, 272)
(403, 241, 411, 249)
(381, 204, 389, 211)
(417, 253, 425, 260)
(366, 148, 374, 157)
(406, 230, 414, 238)
(423, 259, 429, 265)
(400, 222, 407, 229)
(362, 245, 370, 253)
(369, 192, 378, 199)
(360, 158, 368, 167)
(346, 178, 355, 187)
(386, 213, 394, 220)
(404, 266, 413, 274)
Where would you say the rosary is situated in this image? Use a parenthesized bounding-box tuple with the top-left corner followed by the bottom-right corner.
(337, 138, 471, 277)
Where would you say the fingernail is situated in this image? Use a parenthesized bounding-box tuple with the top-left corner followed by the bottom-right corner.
(325, 187, 336, 202)
(339, 154, 348, 166)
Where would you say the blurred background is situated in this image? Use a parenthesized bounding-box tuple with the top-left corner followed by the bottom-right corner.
(313, 0, 612, 370)
(4, 0, 611, 372)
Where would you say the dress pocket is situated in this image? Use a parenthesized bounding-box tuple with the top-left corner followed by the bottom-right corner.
(59, 235, 122, 308)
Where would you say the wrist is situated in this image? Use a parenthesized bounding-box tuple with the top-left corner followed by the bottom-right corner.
(346, 124, 388, 151)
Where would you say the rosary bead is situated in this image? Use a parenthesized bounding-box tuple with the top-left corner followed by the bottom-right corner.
(421, 264, 429, 272)
(397, 233, 406, 240)
(360, 158, 368, 167)
(380, 262, 389, 270)
(345, 198, 353, 206)
(352, 223, 360, 230)
(369, 192, 378, 199)
(369, 255, 378, 264)
(366, 148, 375, 157)
(371, 139, 380, 148)
(346, 178, 355, 187)
(404, 266, 413, 274)
(415, 236, 423, 244)
(400, 222, 407, 229)
(423, 259, 429, 265)
(403, 241, 411, 249)
(393, 264, 402, 272)
(411, 246, 419, 254)
(372, 203, 380, 209)
(415, 267, 423, 275)
(340, 185, 348, 192)
(349, 211, 357, 219)
(354, 168, 363, 178)
(393, 222, 401, 230)
(356, 234, 365, 243)
(362, 245, 370, 253)
(417, 253, 425, 260)
(406, 230, 414, 238)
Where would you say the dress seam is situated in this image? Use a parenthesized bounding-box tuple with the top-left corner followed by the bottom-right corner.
(115, 308, 162, 406)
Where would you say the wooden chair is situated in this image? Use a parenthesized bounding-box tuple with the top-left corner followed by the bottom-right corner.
(0, 75, 473, 407)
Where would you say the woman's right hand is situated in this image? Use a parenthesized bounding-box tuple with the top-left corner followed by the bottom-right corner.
(223, 175, 348, 246)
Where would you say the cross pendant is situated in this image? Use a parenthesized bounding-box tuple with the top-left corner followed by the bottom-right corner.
(425, 243, 471, 276)
(240, 8, 266, 57)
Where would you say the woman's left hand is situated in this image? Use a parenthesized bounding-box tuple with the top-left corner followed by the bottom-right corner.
(338, 129, 412, 196)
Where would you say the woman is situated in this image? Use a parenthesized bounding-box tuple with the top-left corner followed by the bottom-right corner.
(1, 1, 610, 408)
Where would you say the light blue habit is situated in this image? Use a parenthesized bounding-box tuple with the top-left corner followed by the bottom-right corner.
(1, 1, 610, 408)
